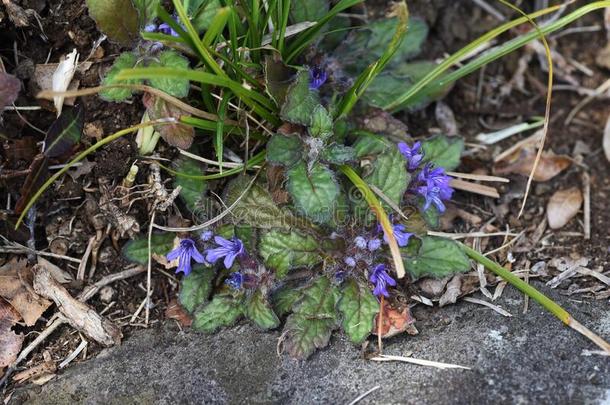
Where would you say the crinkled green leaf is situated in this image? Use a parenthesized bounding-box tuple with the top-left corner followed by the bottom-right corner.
(282, 276, 339, 359)
(193, 295, 243, 333)
(224, 176, 297, 229)
(321, 144, 356, 164)
(132, 0, 159, 26)
(290, 0, 329, 23)
(100, 52, 141, 102)
(309, 105, 333, 139)
(352, 134, 390, 158)
(264, 56, 296, 106)
(403, 236, 470, 279)
(287, 162, 339, 224)
(173, 156, 206, 212)
(245, 291, 280, 330)
(338, 279, 379, 344)
(280, 70, 320, 126)
(272, 286, 303, 317)
(259, 229, 321, 279)
(44, 105, 84, 158)
(365, 148, 409, 206)
(179, 264, 214, 313)
(86, 0, 139, 45)
(417, 197, 440, 229)
(191, 0, 222, 32)
(122, 232, 176, 264)
(339, 17, 428, 73)
(266, 134, 303, 168)
(363, 61, 452, 111)
(421, 135, 464, 171)
(148, 51, 190, 98)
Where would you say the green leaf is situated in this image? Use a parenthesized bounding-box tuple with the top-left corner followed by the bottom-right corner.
(421, 135, 464, 171)
(245, 291, 280, 330)
(223, 176, 297, 229)
(282, 276, 339, 359)
(339, 16, 428, 73)
(363, 61, 453, 111)
(122, 232, 176, 264)
(290, 0, 329, 23)
(272, 286, 303, 317)
(266, 134, 303, 168)
(338, 279, 379, 344)
(191, 0, 222, 32)
(280, 70, 320, 126)
(321, 144, 356, 164)
(86, 0, 139, 45)
(132, 0, 159, 26)
(148, 51, 190, 98)
(287, 162, 339, 224)
(173, 156, 206, 212)
(193, 295, 243, 333)
(179, 264, 214, 313)
(417, 197, 440, 229)
(259, 229, 321, 279)
(263, 56, 297, 106)
(352, 133, 390, 158)
(403, 236, 470, 279)
(44, 105, 84, 158)
(309, 105, 333, 139)
(100, 52, 141, 102)
(364, 148, 409, 206)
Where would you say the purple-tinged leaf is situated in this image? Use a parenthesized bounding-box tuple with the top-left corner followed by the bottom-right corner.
(44, 105, 85, 158)
(0, 73, 20, 110)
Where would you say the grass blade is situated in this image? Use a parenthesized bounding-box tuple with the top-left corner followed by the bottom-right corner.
(215, 91, 233, 173)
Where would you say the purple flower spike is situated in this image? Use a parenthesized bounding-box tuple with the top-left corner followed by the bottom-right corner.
(397, 141, 424, 171)
(354, 236, 367, 250)
(367, 238, 382, 251)
(158, 22, 179, 37)
(166, 238, 206, 276)
(416, 164, 454, 213)
(309, 67, 327, 90)
(369, 264, 396, 298)
(225, 272, 244, 290)
(344, 256, 356, 268)
(383, 224, 412, 247)
(201, 230, 214, 242)
(144, 23, 158, 33)
(205, 236, 245, 269)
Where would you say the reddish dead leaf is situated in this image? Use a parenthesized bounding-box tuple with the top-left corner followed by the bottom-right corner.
(547, 187, 583, 230)
(494, 146, 571, 182)
(0, 72, 20, 110)
(165, 298, 192, 327)
(372, 300, 416, 338)
(143, 93, 194, 150)
(14, 154, 49, 214)
(0, 299, 24, 376)
(0, 258, 51, 326)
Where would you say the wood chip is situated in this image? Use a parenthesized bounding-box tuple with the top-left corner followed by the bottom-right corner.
(32, 265, 122, 346)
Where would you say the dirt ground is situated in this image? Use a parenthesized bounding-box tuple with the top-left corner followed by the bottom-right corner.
(1, 0, 609, 401)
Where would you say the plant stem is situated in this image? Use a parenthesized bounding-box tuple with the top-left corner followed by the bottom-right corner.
(460, 243, 610, 354)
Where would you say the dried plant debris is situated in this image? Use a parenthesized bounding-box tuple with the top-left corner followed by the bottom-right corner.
(0, 299, 24, 377)
(546, 187, 583, 230)
(494, 145, 572, 182)
(0, 73, 20, 111)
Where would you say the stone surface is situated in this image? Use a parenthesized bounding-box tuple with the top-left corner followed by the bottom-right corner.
(11, 284, 610, 404)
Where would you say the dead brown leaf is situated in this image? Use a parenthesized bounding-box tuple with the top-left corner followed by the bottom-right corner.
(547, 187, 583, 230)
(373, 301, 417, 338)
(439, 275, 462, 307)
(0, 258, 51, 326)
(165, 298, 192, 327)
(602, 116, 610, 162)
(494, 145, 571, 182)
(0, 299, 24, 376)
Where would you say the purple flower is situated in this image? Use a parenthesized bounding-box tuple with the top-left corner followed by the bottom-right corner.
(368, 238, 382, 251)
(398, 141, 424, 171)
(144, 23, 158, 33)
(369, 264, 396, 298)
(201, 230, 214, 242)
(205, 236, 245, 269)
(309, 67, 327, 90)
(354, 236, 367, 250)
(225, 272, 244, 290)
(416, 164, 454, 213)
(166, 238, 206, 276)
(344, 256, 356, 268)
(158, 22, 180, 37)
(383, 224, 412, 247)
